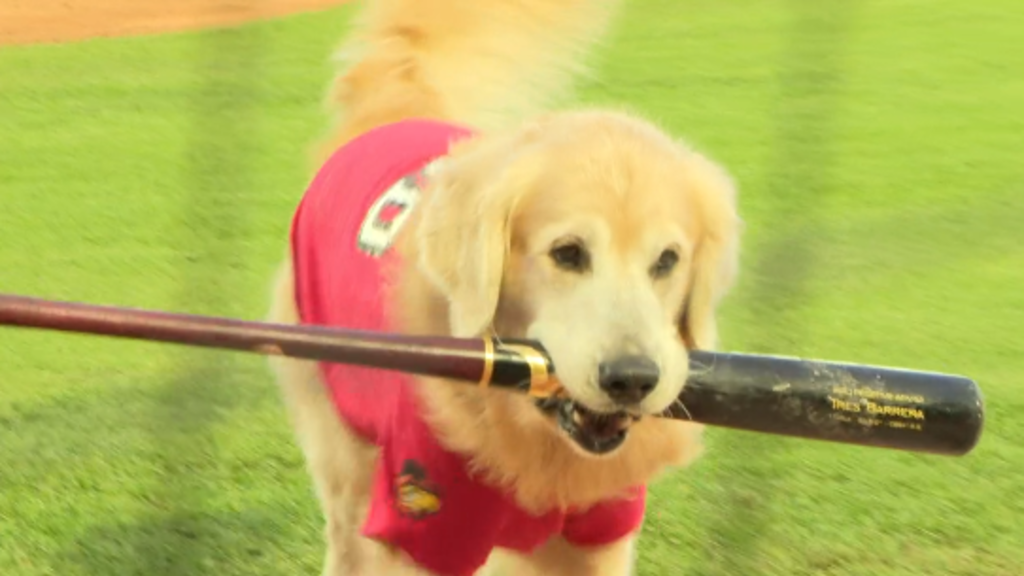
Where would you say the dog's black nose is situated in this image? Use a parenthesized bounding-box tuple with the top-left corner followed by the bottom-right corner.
(598, 355, 660, 405)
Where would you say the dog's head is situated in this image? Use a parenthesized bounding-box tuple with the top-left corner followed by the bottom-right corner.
(415, 110, 740, 456)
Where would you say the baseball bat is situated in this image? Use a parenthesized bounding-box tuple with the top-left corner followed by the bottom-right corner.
(0, 293, 983, 456)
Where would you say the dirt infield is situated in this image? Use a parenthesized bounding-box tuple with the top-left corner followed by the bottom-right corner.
(0, 0, 349, 47)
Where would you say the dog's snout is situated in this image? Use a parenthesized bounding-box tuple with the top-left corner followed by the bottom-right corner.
(598, 355, 660, 405)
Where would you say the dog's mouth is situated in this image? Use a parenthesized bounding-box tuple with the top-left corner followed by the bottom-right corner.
(539, 399, 639, 455)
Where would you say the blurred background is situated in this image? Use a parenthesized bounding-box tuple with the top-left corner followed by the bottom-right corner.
(1, 0, 1021, 574)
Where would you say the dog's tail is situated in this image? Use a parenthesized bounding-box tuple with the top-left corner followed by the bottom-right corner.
(315, 0, 622, 159)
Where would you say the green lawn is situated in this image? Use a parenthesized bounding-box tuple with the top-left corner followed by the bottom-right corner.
(1, 0, 1021, 574)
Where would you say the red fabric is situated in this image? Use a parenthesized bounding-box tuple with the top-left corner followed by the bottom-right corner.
(290, 118, 647, 576)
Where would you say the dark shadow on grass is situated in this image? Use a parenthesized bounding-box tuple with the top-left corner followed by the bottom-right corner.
(54, 508, 318, 576)
(691, 2, 858, 575)
(0, 370, 291, 575)
(0, 374, 272, 468)
(83, 23, 270, 576)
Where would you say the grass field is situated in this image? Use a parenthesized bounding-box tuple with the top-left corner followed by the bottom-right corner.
(1, 0, 1022, 574)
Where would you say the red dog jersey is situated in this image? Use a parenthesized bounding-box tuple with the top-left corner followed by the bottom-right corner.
(290, 118, 647, 576)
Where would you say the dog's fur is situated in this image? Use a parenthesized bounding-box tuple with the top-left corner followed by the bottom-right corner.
(267, 0, 742, 574)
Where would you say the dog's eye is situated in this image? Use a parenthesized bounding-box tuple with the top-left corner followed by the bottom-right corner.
(550, 242, 589, 272)
(651, 249, 679, 278)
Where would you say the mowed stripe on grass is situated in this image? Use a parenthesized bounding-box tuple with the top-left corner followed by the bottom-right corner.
(1, 1, 1021, 574)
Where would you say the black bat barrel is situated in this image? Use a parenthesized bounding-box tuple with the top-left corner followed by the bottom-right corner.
(677, 351, 984, 456)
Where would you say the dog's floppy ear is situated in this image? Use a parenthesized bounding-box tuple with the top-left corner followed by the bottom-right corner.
(678, 151, 742, 351)
(414, 135, 539, 337)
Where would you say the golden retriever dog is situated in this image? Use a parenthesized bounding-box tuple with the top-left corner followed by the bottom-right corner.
(266, 0, 741, 574)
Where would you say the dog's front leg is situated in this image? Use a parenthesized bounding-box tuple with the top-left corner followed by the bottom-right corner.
(483, 535, 636, 576)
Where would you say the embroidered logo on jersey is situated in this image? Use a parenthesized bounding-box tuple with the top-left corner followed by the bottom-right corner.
(357, 159, 442, 258)
(394, 459, 442, 519)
